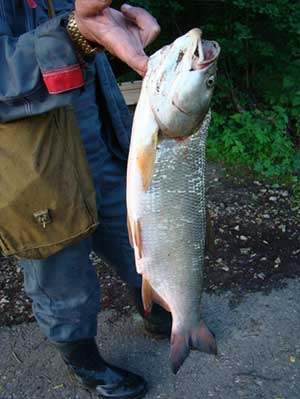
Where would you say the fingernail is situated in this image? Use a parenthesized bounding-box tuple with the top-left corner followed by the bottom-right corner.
(123, 3, 132, 8)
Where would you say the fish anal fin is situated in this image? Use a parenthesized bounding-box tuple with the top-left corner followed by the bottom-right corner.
(134, 219, 143, 259)
(136, 131, 158, 192)
(142, 278, 153, 316)
(142, 277, 171, 315)
(127, 216, 134, 248)
(152, 289, 171, 313)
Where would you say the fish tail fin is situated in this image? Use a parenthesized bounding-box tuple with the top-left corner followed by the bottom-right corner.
(190, 320, 217, 354)
(170, 333, 190, 374)
(170, 320, 217, 374)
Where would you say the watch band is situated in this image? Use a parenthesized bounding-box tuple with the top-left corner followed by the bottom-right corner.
(67, 11, 101, 57)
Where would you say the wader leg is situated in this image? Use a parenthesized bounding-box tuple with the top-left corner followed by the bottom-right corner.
(93, 155, 142, 288)
(20, 237, 100, 342)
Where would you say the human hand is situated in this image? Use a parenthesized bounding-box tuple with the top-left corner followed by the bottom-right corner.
(74, 1, 161, 76)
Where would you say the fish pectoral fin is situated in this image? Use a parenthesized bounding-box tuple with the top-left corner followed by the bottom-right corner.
(136, 129, 159, 192)
(142, 277, 171, 316)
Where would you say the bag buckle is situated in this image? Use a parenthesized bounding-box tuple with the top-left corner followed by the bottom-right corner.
(33, 210, 52, 229)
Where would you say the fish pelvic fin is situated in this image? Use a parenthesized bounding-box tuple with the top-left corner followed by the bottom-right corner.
(170, 320, 217, 374)
(127, 216, 134, 248)
(134, 219, 143, 259)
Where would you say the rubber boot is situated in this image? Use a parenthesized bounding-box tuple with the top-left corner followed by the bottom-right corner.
(54, 338, 147, 399)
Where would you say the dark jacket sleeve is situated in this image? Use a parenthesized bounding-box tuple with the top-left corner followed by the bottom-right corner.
(0, 13, 85, 122)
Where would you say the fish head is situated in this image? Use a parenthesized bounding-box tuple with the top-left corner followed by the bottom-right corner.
(146, 28, 220, 138)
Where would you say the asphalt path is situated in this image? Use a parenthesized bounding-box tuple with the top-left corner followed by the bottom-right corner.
(0, 279, 299, 399)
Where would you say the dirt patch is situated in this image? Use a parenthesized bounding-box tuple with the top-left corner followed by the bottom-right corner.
(205, 163, 300, 305)
(1, 162, 299, 327)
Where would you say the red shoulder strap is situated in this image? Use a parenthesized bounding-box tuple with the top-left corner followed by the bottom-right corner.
(27, 0, 37, 8)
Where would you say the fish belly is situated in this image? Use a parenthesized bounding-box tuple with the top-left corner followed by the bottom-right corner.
(136, 117, 209, 330)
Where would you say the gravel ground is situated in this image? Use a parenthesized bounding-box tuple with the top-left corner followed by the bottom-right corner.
(0, 162, 300, 326)
(0, 279, 300, 399)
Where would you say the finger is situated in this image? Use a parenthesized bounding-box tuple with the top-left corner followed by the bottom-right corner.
(105, 39, 148, 77)
(121, 4, 160, 47)
(75, 0, 112, 18)
(121, 4, 160, 33)
(127, 54, 148, 77)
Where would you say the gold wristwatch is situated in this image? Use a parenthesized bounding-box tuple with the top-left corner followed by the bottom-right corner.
(67, 11, 101, 57)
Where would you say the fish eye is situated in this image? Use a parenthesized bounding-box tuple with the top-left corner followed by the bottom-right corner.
(206, 75, 216, 88)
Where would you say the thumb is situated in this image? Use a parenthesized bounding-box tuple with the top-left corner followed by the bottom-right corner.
(126, 54, 148, 77)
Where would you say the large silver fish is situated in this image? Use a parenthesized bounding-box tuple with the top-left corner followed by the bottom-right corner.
(126, 29, 220, 373)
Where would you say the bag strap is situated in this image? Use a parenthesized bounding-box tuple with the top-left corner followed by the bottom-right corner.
(46, 0, 56, 18)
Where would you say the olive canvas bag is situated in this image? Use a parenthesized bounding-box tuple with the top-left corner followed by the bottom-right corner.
(0, 106, 99, 259)
(0, 1, 99, 259)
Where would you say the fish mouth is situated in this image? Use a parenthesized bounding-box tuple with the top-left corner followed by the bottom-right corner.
(191, 40, 220, 71)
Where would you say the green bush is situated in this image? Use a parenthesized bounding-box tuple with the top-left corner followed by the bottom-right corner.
(207, 107, 300, 178)
(201, 0, 300, 179)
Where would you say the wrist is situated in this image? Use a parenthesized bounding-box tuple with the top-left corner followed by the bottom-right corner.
(67, 11, 102, 57)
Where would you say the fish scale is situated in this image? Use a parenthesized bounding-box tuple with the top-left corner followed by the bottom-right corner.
(140, 113, 210, 329)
